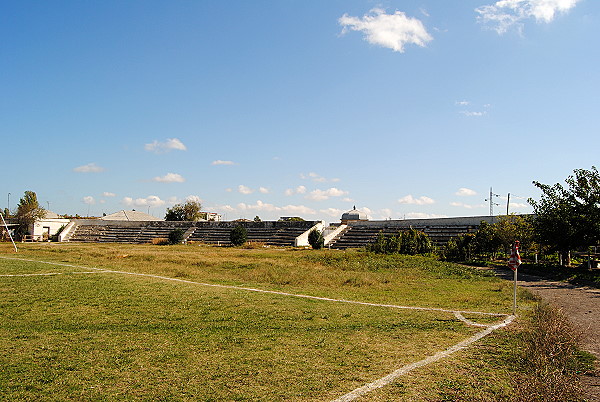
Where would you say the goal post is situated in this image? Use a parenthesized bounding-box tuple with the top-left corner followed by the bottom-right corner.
(0, 211, 18, 252)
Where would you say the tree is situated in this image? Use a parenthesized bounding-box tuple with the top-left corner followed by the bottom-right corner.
(15, 191, 45, 238)
(168, 229, 185, 245)
(165, 200, 203, 221)
(230, 225, 247, 246)
(529, 167, 600, 266)
(308, 229, 324, 249)
(493, 215, 535, 255)
(474, 220, 501, 259)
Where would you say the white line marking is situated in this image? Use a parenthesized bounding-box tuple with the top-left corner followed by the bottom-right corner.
(0, 256, 508, 320)
(454, 312, 490, 328)
(332, 315, 515, 402)
(0, 271, 103, 277)
(0, 255, 516, 400)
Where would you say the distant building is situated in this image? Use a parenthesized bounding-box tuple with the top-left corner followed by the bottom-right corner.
(30, 211, 71, 241)
(202, 212, 221, 222)
(341, 206, 369, 225)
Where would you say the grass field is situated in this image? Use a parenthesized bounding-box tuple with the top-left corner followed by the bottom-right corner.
(0, 243, 533, 400)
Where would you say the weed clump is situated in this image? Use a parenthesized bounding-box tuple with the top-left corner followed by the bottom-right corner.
(513, 303, 585, 401)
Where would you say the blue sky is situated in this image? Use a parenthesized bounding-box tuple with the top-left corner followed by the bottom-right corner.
(2, 0, 598, 222)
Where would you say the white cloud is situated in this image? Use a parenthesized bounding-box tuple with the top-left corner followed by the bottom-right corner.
(82, 196, 95, 205)
(476, 0, 581, 34)
(152, 173, 185, 183)
(398, 194, 435, 205)
(300, 172, 340, 183)
(460, 110, 486, 117)
(238, 185, 253, 195)
(122, 195, 166, 208)
(405, 212, 448, 219)
(450, 201, 487, 209)
(144, 138, 187, 153)
(185, 195, 202, 204)
(73, 163, 104, 173)
(285, 185, 307, 196)
(259, 187, 269, 194)
(306, 188, 349, 202)
(456, 187, 477, 197)
(236, 200, 316, 216)
(339, 8, 433, 53)
(320, 208, 344, 218)
(211, 160, 235, 166)
(378, 208, 394, 219)
(102, 192, 116, 197)
(455, 100, 470, 106)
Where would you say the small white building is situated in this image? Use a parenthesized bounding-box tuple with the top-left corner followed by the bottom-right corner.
(30, 211, 71, 241)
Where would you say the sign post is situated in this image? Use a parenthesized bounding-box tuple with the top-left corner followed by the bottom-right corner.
(508, 240, 521, 315)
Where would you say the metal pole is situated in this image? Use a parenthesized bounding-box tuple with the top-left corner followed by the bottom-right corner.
(0, 211, 18, 253)
(513, 268, 517, 315)
(7, 193, 10, 215)
(506, 193, 510, 215)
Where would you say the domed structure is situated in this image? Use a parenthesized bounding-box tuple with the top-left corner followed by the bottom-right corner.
(341, 206, 368, 224)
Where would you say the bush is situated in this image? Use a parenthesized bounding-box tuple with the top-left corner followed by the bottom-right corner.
(366, 228, 432, 255)
(168, 229, 185, 245)
(308, 229, 324, 249)
(230, 225, 247, 246)
(441, 233, 475, 262)
(513, 303, 584, 401)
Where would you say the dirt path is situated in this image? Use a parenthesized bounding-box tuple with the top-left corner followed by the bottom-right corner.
(496, 268, 600, 401)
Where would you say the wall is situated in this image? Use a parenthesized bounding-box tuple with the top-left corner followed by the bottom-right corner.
(31, 218, 71, 240)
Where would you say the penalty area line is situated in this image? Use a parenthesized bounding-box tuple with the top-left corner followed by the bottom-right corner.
(332, 315, 516, 402)
(0, 255, 516, 399)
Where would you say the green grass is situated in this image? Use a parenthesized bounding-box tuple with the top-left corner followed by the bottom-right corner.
(0, 243, 546, 400)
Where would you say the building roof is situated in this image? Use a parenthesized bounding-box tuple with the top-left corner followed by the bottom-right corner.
(101, 210, 163, 221)
(42, 210, 61, 219)
(341, 206, 368, 221)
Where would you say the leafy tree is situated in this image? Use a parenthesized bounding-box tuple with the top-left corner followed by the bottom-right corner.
(367, 228, 432, 255)
(308, 229, 324, 249)
(279, 217, 304, 222)
(474, 221, 501, 258)
(165, 200, 203, 221)
(442, 233, 475, 262)
(168, 229, 185, 245)
(15, 191, 45, 238)
(529, 167, 600, 265)
(493, 215, 535, 255)
(230, 225, 247, 246)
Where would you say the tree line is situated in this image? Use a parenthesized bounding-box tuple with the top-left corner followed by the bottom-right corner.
(359, 167, 600, 267)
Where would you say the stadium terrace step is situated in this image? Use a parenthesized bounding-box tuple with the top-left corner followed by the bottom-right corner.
(66, 220, 321, 247)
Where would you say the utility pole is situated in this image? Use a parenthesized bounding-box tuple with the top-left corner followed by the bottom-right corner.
(485, 187, 500, 216)
(506, 193, 510, 215)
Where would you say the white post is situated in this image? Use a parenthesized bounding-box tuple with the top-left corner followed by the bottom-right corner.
(513, 268, 517, 316)
(0, 212, 18, 253)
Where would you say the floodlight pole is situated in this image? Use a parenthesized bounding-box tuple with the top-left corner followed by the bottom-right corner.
(0, 211, 18, 253)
